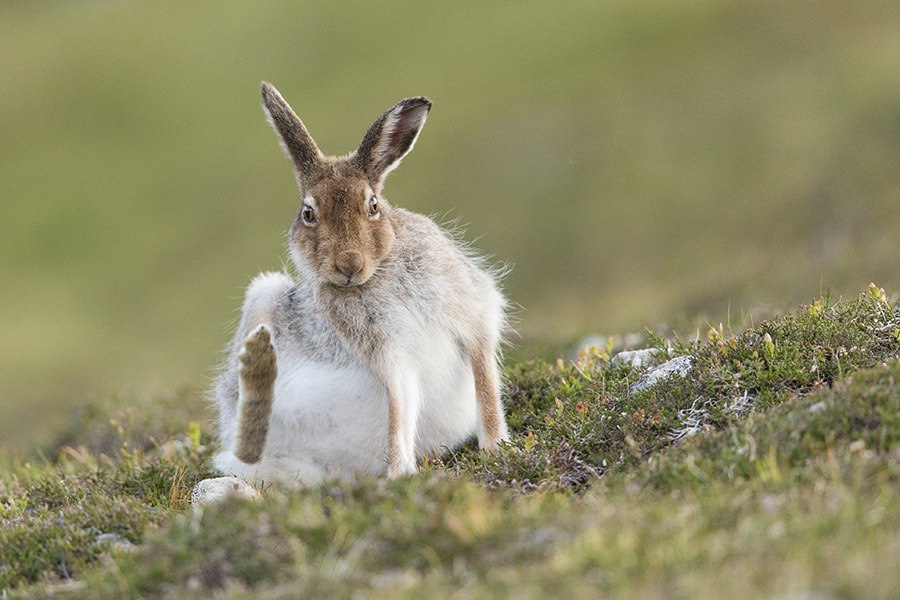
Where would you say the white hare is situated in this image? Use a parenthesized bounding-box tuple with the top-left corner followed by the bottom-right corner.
(213, 83, 510, 486)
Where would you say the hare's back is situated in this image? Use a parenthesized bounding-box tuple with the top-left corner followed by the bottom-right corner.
(391, 209, 502, 297)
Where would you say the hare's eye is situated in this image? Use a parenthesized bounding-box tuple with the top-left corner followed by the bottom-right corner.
(301, 204, 317, 225)
(367, 195, 379, 217)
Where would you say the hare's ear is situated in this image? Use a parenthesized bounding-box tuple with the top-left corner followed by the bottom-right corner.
(352, 97, 431, 186)
(261, 82, 322, 178)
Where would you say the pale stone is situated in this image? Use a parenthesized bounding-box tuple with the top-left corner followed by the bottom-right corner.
(629, 355, 693, 393)
(94, 532, 136, 552)
(612, 348, 661, 368)
(190, 476, 258, 506)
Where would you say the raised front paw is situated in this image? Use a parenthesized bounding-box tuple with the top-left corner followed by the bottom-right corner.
(239, 324, 277, 389)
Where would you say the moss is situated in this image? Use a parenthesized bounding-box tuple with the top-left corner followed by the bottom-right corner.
(0, 436, 214, 593)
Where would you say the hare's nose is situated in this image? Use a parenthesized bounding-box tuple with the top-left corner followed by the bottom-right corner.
(335, 250, 364, 278)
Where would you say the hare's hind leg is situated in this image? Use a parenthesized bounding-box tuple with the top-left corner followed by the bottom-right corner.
(233, 272, 292, 464)
(236, 271, 293, 339)
(235, 324, 277, 463)
(469, 342, 510, 453)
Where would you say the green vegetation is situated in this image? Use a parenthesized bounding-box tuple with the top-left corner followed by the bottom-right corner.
(1, 289, 897, 597)
(2, 1, 899, 449)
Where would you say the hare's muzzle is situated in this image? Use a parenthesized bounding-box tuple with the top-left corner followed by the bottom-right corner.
(334, 250, 365, 285)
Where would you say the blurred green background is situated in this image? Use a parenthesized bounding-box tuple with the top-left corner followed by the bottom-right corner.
(1, 1, 898, 451)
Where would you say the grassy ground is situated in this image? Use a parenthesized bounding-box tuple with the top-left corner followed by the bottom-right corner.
(1, 286, 898, 598)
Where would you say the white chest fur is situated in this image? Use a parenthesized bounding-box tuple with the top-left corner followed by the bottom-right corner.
(214, 324, 477, 487)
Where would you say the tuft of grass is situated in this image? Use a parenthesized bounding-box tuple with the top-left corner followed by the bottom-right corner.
(448, 288, 899, 493)
(77, 478, 561, 598)
(627, 357, 900, 491)
(45, 387, 213, 459)
(0, 435, 214, 592)
(0, 288, 898, 597)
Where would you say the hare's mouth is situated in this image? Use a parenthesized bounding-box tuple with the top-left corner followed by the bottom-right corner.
(329, 272, 369, 288)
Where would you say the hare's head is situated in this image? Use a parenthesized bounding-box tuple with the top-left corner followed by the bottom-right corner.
(261, 82, 431, 287)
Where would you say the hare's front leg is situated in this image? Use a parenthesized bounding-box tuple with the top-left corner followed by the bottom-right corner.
(469, 342, 510, 453)
(384, 367, 421, 478)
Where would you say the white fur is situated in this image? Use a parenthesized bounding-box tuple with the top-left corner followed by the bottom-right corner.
(246, 271, 293, 305)
(378, 108, 428, 179)
(302, 194, 318, 210)
(214, 315, 477, 487)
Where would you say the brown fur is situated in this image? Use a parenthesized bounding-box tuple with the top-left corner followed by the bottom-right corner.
(470, 342, 506, 452)
(235, 326, 277, 463)
(261, 83, 321, 177)
(353, 96, 431, 187)
(289, 163, 397, 287)
(386, 385, 404, 474)
(261, 83, 429, 291)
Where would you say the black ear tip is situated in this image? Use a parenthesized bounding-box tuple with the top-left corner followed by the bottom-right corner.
(413, 96, 432, 111)
(397, 96, 432, 113)
(261, 81, 278, 102)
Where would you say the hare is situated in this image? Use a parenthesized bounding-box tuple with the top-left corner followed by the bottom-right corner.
(212, 83, 510, 486)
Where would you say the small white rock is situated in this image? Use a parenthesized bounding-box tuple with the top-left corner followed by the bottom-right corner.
(629, 355, 693, 393)
(190, 476, 258, 506)
(848, 440, 866, 453)
(94, 532, 136, 552)
(612, 348, 661, 368)
(807, 401, 827, 414)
